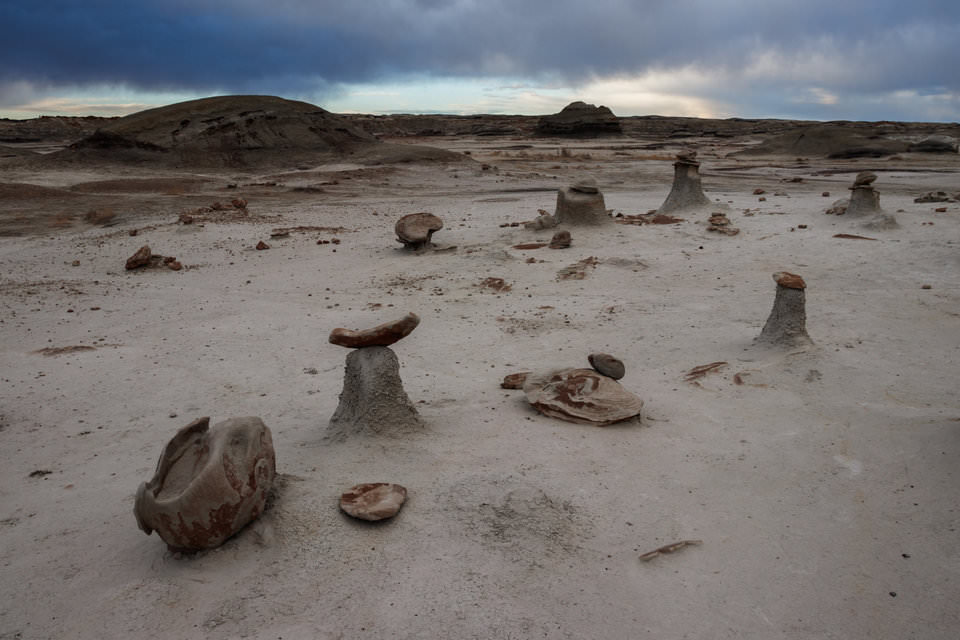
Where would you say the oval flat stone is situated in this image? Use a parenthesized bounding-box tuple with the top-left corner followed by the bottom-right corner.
(329, 312, 420, 348)
(340, 483, 408, 521)
(588, 353, 625, 380)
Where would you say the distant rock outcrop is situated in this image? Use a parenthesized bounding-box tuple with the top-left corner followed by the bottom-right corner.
(736, 125, 908, 158)
(41, 95, 467, 168)
(535, 102, 622, 136)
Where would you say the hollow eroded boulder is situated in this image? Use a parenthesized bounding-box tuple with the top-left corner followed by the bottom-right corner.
(134, 416, 276, 551)
(523, 368, 643, 426)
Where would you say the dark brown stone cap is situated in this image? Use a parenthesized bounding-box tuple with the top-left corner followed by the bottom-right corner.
(329, 312, 420, 348)
(773, 272, 806, 289)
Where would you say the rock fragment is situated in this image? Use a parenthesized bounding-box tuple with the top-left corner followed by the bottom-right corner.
(134, 416, 276, 551)
(340, 483, 407, 521)
(125, 245, 152, 270)
(524, 368, 643, 426)
(501, 372, 531, 389)
(706, 213, 739, 235)
(256, 240, 270, 250)
(588, 353, 625, 380)
(329, 312, 420, 348)
(548, 230, 572, 249)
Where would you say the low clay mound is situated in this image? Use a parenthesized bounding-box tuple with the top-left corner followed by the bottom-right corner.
(68, 176, 215, 194)
(30, 95, 466, 168)
(0, 182, 78, 200)
(736, 125, 908, 158)
(535, 101, 622, 137)
(0, 144, 38, 159)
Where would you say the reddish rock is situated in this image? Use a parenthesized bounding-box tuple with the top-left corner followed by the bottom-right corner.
(231, 198, 248, 209)
(125, 245, 152, 270)
(753, 188, 766, 195)
(501, 372, 531, 389)
(256, 241, 270, 250)
(178, 213, 194, 224)
(134, 416, 276, 551)
(773, 271, 806, 289)
(524, 368, 643, 426)
(548, 229, 572, 249)
(822, 191, 831, 197)
(513, 242, 548, 250)
(329, 312, 421, 348)
(167, 260, 183, 271)
(339, 483, 407, 521)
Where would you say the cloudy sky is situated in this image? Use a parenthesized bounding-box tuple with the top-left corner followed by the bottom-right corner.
(1, 0, 958, 121)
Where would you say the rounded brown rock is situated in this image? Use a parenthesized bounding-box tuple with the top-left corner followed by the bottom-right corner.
(395, 212, 443, 249)
(340, 483, 407, 521)
(773, 271, 806, 289)
(523, 368, 643, 426)
(329, 312, 420, 348)
(588, 353, 625, 380)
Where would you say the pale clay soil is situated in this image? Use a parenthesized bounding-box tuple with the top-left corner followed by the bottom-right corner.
(1, 135, 958, 639)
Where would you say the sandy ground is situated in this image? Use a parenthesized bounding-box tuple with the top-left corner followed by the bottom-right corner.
(1, 135, 959, 639)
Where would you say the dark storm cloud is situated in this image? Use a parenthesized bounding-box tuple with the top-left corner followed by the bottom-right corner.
(1, 0, 958, 114)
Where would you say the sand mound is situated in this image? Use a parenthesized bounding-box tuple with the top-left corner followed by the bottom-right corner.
(736, 124, 908, 158)
(29, 95, 467, 168)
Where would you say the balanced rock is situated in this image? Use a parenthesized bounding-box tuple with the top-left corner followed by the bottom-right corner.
(588, 353, 625, 380)
(125, 245, 152, 270)
(329, 312, 420, 348)
(523, 368, 643, 426)
(134, 416, 276, 551)
(853, 171, 877, 186)
(327, 346, 423, 440)
(340, 483, 407, 521)
(535, 101, 622, 137)
(657, 151, 713, 214)
(755, 272, 812, 348)
(846, 172, 897, 228)
(554, 185, 609, 226)
(396, 212, 443, 250)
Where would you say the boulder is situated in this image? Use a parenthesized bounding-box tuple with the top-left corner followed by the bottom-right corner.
(523, 368, 643, 426)
(339, 483, 407, 521)
(329, 312, 420, 348)
(134, 416, 276, 551)
(535, 101, 622, 137)
(395, 212, 443, 250)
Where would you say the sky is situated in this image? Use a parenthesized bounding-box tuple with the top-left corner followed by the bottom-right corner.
(1, 0, 959, 122)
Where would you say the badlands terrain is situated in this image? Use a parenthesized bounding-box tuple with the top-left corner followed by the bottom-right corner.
(0, 97, 958, 639)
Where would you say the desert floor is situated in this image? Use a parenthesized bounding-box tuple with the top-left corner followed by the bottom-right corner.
(1, 133, 958, 639)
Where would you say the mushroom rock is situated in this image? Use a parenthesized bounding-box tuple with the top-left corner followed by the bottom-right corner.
(846, 172, 897, 228)
(755, 272, 813, 348)
(395, 212, 443, 250)
(657, 150, 713, 214)
(588, 353, 625, 380)
(329, 312, 420, 348)
(339, 483, 408, 521)
(327, 346, 423, 440)
(535, 101, 622, 137)
(125, 245, 152, 270)
(554, 183, 610, 226)
(134, 416, 276, 552)
(548, 229, 572, 249)
(523, 368, 643, 426)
